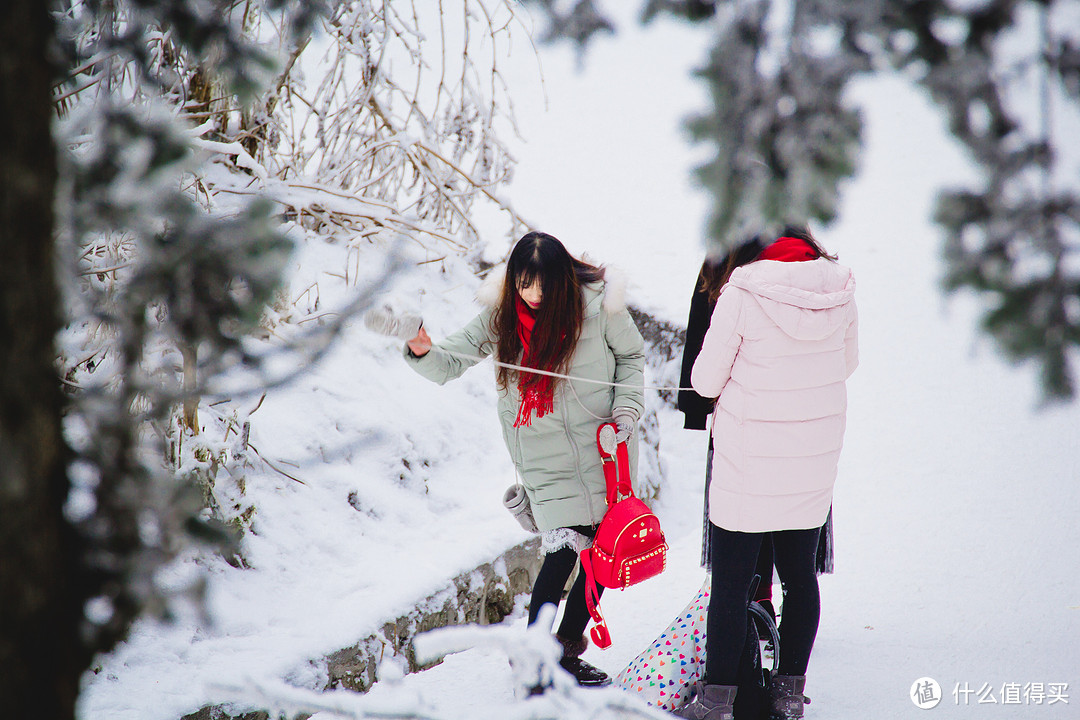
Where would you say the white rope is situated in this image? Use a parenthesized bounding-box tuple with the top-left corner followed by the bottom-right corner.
(436, 347, 696, 393)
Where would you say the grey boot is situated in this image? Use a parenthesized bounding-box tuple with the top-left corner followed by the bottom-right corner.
(673, 683, 737, 720)
(769, 675, 808, 719)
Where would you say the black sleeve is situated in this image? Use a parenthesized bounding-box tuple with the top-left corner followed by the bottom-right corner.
(677, 282, 717, 430)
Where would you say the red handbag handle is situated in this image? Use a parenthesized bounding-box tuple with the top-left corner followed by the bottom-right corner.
(596, 423, 632, 505)
(581, 421, 634, 651)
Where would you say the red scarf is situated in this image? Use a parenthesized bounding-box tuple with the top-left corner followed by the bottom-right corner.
(759, 236, 818, 262)
(513, 296, 555, 427)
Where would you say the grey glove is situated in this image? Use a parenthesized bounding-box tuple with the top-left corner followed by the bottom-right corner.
(363, 304, 423, 341)
(502, 484, 539, 534)
(613, 407, 639, 444)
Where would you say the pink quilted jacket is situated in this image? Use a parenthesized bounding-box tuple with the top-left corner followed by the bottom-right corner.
(691, 258, 858, 532)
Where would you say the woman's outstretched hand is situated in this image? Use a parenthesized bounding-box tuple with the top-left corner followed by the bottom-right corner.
(407, 326, 432, 357)
(360, 303, 430, 356)
(364, 305, 422, 341)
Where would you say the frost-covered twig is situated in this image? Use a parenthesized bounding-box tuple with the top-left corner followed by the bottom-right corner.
(263, 0, 533, 249)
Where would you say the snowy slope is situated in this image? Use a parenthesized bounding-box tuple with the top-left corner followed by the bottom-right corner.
(78, 237, 542, 717)
(80, 6, 1079, 720)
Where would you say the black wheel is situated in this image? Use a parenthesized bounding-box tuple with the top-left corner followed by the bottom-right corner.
(749, 599, 780, 675)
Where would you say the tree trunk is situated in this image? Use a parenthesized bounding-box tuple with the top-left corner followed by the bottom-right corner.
(0, 1, 86, 717)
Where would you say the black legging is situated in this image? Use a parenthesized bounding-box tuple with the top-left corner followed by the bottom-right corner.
(705, 523, 821, 684)
(527, 526, 603, 640)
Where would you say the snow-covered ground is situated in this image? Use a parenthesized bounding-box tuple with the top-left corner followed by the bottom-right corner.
(79, 6, 1079, 720)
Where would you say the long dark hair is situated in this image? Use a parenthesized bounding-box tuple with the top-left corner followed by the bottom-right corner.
(491, 232, 605, 390)
(699, 235, 767, 303)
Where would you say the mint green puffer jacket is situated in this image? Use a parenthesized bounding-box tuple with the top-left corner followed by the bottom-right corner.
(403, 274, 645, 531)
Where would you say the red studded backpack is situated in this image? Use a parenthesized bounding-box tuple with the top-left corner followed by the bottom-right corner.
(580, 422, 668, 649)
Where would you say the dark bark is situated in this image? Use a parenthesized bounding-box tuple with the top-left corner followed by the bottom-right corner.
(0, 1, 86, 717)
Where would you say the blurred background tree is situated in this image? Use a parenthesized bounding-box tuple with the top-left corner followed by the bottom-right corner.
(525, 0, 1080, 402)
(3, 1, 323, 715)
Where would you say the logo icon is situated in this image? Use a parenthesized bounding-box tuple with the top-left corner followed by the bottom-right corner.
(911, 677, 942, 709)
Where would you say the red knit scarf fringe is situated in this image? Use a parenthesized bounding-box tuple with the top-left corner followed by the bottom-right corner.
(513, 296, 555, 427)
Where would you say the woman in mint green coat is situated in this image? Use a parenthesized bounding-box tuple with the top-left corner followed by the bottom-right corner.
(402, 232, 645, 687)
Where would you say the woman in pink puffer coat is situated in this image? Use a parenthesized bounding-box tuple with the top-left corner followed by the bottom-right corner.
(676, 227, 858, 720)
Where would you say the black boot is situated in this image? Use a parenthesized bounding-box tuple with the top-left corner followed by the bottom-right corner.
(769, 674, 808, 719)
(556, 634, 611, 687)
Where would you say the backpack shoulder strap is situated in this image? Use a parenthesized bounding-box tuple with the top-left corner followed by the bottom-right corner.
(579, 548, 611, 649)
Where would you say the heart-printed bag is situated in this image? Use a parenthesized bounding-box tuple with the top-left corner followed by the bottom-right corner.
(613, 578, 710, 711)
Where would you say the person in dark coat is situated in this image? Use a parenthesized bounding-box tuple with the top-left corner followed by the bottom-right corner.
(678, 237, 776, 614)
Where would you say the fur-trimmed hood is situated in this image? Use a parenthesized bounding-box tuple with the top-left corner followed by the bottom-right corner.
(475, 264, 628, 314)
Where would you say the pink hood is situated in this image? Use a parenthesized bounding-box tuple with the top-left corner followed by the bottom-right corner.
(728, 259, 856, 341)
